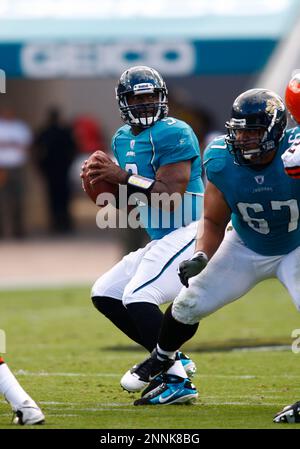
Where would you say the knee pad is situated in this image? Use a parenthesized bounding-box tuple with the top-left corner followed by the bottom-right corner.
(91, 278, 106, 298)
(172, 292, 202, 325)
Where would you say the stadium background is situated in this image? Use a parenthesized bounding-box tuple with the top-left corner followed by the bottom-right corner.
(1, 0, 300, 430)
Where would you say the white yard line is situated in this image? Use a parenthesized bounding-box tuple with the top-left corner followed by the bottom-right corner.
(231, 345, 291, 352)
(0, 399, 281, 412)
(14, 370, 120, 377)
(200, 401, 279, 406)
(13, 370, 299, 379)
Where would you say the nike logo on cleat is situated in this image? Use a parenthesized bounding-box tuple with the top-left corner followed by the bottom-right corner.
(158, 389, 180, 404)
(149, 374, 160, 381)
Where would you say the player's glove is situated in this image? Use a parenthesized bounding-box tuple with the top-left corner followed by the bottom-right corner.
(281, 139, 300, 178)
(178, 251, 208, 288)
(273, 401, 300, 423)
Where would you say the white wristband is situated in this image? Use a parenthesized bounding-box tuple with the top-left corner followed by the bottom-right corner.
(127, 174, 155, 191)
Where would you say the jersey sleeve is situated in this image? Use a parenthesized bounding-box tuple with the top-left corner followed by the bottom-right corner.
(111, 131, 121, 165)
(284, 126, 300, 146)
(153, 121, 200, 168)
(203, 136, 227, 186)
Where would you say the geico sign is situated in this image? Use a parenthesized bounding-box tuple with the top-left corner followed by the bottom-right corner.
(21, 42, 195, 77)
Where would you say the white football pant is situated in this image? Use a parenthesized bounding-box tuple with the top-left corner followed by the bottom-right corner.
(172, 227, 300, 325)
(92, 221, 198, 306)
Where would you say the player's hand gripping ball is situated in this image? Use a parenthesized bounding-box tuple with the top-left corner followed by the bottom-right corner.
(80, 151, 118, 205)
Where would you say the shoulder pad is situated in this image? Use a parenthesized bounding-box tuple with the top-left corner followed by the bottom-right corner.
(154, 117, 190, 133)
(112, 126, 125, 141)
(204, 155, 227, 173)
(203, 136, 227, 173)
(152, 118, 194, 148)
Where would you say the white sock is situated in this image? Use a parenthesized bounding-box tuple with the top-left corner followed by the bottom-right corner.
(156, 346, 188, 378)
(0, 362, 33, 409)
(156, 345, 176, 361)
(166, 358, 188, 379)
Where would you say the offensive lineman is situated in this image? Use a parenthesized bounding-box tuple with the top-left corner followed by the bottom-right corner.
(83, 66, 204, 403)
(121, 88, 300, 419)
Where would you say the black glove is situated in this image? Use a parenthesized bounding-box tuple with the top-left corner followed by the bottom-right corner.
(273, 401, 300, 423)
(178, 251, 208, 288)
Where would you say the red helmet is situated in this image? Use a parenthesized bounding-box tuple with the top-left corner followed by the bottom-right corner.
(285, 72, 300, 124)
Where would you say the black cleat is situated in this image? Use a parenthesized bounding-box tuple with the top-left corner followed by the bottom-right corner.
(120, 349, 174, 393)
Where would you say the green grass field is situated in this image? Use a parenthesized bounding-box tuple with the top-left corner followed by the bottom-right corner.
(0, 280, 300, 429)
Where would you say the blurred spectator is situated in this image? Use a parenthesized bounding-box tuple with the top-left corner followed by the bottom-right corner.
(34, 108, 77, 233)
(70, 115, 107, 193)
(73, 115, 106, 155)
(0, 106, 32, 238)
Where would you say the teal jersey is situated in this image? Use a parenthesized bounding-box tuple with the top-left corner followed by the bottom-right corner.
(112, 117, 204, 240)
(204, 126, 300, 256)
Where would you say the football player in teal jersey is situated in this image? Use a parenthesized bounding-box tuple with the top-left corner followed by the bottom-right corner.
(85, 66, 204, 403)
(123, 88, 300, 414)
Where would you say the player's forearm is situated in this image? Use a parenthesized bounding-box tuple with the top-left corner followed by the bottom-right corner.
(150, 180, 184, 211)
(126, 175, 185, 211)
(148, 161, 190, 210)
(194, 217, 227, 259)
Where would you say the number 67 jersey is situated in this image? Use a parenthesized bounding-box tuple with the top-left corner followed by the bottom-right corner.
(204, 126, 300, 256)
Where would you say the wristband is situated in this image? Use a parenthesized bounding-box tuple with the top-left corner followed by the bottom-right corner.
(127, 174, 155, 194)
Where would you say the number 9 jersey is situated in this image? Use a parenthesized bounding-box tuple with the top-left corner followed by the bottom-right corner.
(204, 126, 300, 256)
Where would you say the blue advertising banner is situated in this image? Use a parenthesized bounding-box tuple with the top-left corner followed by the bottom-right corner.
(0, 39, 277, 78)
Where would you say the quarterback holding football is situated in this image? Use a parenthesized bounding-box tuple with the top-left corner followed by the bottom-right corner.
(81, 66, 204, 404)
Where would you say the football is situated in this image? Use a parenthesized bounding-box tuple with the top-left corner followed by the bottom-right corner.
(81, 151, 118, 205)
